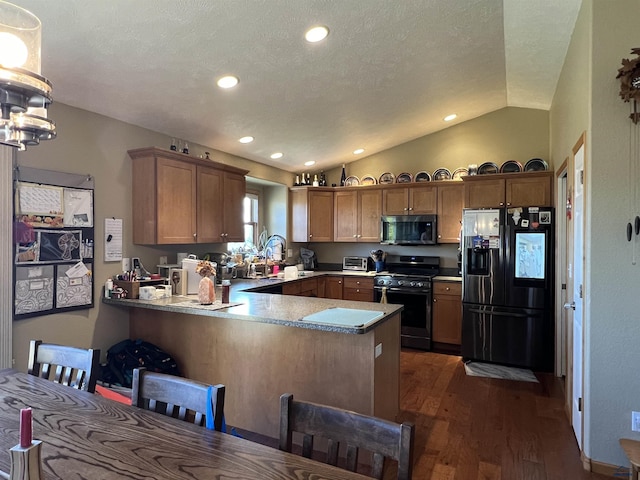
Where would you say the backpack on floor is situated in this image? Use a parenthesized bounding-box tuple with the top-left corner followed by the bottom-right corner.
(100, 339, 180, 388)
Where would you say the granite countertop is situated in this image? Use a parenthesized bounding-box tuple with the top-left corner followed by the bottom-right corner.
(103, 273, 402, 334)
(432, 275, 462, 282)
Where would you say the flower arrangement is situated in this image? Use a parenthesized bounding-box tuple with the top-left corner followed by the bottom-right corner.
(196, 260, 215, 277)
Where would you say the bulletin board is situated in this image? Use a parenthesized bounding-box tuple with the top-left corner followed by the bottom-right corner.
(13, 166, 95, 319)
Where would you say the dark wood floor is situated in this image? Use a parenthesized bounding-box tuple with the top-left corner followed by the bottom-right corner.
(398, 349, 611, 480)
(240, 349, 614, 479)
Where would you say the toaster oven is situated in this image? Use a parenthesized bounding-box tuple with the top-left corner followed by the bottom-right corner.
(343, 256, 371, 271)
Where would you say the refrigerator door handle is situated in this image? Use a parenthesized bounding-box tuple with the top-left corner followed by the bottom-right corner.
(468, 307, 542, 318)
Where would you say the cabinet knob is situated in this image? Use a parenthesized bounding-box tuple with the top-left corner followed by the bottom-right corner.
(338, 281, 342, 284)
(353, 235, 357, 238)
(309, 234, 313, 238)
(500, 202, 505, 206)
(408, 207, 413, 211)
(193, 233, 197, 238)
(433, 298, 437, 302)
(446, 287, 450, 291)
(506, 202, 511, 206)
(438, 235, 442, 239)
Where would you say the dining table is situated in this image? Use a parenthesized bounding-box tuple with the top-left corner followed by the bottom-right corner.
(0, 368, 369, 479)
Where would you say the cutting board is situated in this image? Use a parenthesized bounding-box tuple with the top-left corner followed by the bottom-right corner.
(301, 308, 384, 327)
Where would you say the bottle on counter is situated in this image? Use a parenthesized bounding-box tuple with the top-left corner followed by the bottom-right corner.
(312, 174, 319, 187)
(222, 279, 231, 304)
(294, 175, 300, 186)
(340, 164, 346, 186)
(319, 170, 327, 186)
(182, 142, 189, 154)
(105, 278, 113, 299)
(170, 138, 177, 151)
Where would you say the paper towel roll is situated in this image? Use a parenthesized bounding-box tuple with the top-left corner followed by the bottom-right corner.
(284, 266, 299, 280)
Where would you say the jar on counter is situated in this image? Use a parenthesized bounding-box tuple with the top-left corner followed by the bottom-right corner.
(222, 279, 231, 304)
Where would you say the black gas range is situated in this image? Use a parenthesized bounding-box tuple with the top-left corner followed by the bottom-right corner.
(374, 255, 439, 350)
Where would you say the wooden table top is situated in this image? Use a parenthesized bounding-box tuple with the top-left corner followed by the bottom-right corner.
(0, 369, 368, 479)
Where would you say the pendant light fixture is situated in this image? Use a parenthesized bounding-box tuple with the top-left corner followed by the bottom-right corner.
(0, 0, 56, 150)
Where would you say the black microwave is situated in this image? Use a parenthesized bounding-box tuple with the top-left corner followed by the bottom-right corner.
(380, 215, 438, 245)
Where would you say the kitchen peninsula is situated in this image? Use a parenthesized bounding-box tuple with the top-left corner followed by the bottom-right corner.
(104, 275, 402, 438)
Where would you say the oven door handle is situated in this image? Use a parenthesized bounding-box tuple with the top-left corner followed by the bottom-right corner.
(374, 287, 431, 294)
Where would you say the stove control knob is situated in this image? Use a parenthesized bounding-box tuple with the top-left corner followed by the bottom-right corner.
(397, 280, 404, 286)
(410, 281, 417, 287)
(417, 282, 424, 288)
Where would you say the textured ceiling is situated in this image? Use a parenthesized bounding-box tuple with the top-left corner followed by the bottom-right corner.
(11, 0, 581, 173)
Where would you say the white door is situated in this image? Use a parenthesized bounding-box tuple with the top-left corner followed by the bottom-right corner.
(569, 135, 585, 448)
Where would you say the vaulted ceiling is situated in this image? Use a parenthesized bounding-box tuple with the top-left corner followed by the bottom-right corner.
(11, 0, 581, 172)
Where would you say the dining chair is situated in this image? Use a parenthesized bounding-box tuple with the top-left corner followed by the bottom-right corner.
(131, 367, 226, 431)
(27, 339, 100, 393)
(279, 393, 415, 480)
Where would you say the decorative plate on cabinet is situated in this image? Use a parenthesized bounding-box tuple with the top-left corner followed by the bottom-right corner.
(344, 175, 360, 187)
(396, 172, 413, 183)
(414, 171, 431, 182)
(451, 168, 468, 180)
(432, 168, 452, 181)
(500, 160, 523, 173)
(478, 162, 499, 175)
(361, 174, 377, 185)
(524, 158, 549, 171)
(379, 172, 395, 184)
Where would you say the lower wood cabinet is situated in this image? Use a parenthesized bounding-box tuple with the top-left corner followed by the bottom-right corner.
(343, 277, 374, 302)
(324, 276, 344, 299)
(432, 281, 462, 345)
(283, 278, 318, 297)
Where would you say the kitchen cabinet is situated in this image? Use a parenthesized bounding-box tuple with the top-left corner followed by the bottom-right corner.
(283, 277, 318, 297)
(432, 280, 462, 345)
(334, 188, 382, 242)
(343, 277, 374, 302)
(437, 183, 463, 243)
(291, 187, 334, 242)
(128, 147, 248, 245)
(382, 185, 437, 215)
(463, 172, 553, 209)
(324, 276, 344, 299)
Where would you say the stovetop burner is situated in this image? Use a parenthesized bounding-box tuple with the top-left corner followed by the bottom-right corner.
(375, 255, 439, 290)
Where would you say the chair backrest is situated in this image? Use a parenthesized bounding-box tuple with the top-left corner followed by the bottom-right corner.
(279, 393, 415, 480)
(131, 368, 225, 431)
(28, 339, 100, 393)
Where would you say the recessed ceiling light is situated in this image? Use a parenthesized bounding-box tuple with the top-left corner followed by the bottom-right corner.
(444, 114, 457, 122)
(239, 136, 254, 144)
(305, 26, 329, 43)
(304, 160, 315, 167)
(353, 148, 365, 155)
(217, 75, 239, 89)
(270, 152, 283, 159)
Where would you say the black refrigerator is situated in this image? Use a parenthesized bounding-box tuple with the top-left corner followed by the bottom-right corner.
(461, 207, 554, 371)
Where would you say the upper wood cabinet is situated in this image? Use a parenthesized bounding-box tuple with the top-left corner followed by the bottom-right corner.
(463, 172, 553, 209)
(291, 187, 334, 242)
(334, 188, 382, 242)
(128, 147, 248, 245)
(437, 183, 464, 243)
(382, 184, 437, 215)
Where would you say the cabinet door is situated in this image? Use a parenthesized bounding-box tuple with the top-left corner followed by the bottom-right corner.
(382, 188, 409, 215)
(437, 183, 463, 243)
(409, 185, 437, 214)
(282, 282, 301, 296)
(197, 166, 224, 243)
(308, 191, 334, 242)
(324, 276, 343, 299)
(298, 278, 318, 297)
(358, 189, 382, 242)
(156, 158, 197, 244)
(505, 175, 552, 207)
(334, 191, 358, 242)
(223, 171, 246, 241)
(432, 282, 462, 345)
(464, 179, 506, 208)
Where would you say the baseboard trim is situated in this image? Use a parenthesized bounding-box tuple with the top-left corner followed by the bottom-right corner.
(588, 457, 629, 478)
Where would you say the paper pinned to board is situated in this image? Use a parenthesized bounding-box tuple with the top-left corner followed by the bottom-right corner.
(301, 308, 384, 327)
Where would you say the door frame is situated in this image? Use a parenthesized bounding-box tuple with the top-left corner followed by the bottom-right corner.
(555, 158, 568, 378)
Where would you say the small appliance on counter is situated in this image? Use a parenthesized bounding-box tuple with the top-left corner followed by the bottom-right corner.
(342, 256, 372, 272)
(300, 247, 317, 270)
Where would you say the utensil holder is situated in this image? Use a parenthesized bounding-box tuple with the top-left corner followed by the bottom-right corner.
(9, 441, 43, 480)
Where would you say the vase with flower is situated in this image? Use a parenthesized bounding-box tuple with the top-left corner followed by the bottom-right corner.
(196, 260, 216, 304)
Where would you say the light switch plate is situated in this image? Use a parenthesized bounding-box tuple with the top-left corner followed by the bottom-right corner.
(121, 258, 130, 271)
(374, 343, 383, 358)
